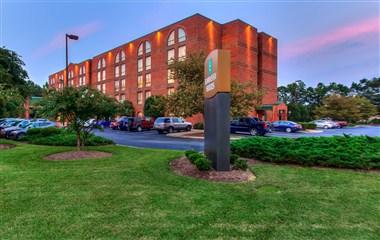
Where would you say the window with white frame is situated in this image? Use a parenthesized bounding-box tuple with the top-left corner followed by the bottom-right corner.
(137, 59, 143, 72)
(145, 56, 151, 70)
(97, 84, 101, 91)
(167, 87, 175, 95)
(115, 66, 120, 77)
(121, 64, 126, 76)
(102, 58, 106, 68)
(121, 79, 125, 91)
(178, 45, 186, 61)
(137, 75, 143, 88)
(97, 71, 101, 82)
(138, 43, 144, 56)
(115, 52, 120, 63)
(167, 49, 175, 64)
(145, 73, 151, 87)
(114, 80, 120, 92)
(120, 94, 125, 102)
(121, 51, 126, 61)
(145, 41, 151, 54)
(145, 90, 151, 100)
(102, 83, 106, 94)
(97, 60, 101, 70)
(137, 92, 143, 105)
(167, 69, 175, 84)
(168, 30, 175, 46)
(102, 70, 106, 81)
(178, 28, 186, 42)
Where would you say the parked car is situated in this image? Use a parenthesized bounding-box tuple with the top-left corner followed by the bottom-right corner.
(0, 120, 31, 138)
(334, 121, 348, 128)
(125, 117, 154, 132)
(7, 121, 57, 140)
(153, 117, 192, 134)
(0, 119, 23, 130)
(230, 117, 268, 136)
(97, 119, 111, 128)
(312, 120, 336, 129)
(271, 121, 302, 133)
(111, 116, 128, 130)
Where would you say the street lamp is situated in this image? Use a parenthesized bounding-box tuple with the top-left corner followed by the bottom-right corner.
(65, 34, 79, 87)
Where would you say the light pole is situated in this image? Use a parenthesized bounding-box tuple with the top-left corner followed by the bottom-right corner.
(65, 34, 79, 87)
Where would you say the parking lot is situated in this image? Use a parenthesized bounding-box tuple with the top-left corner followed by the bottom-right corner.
(94, 125, 380, 151)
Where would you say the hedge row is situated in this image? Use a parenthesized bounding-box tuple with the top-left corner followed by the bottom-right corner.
(298, 122, 317, 129)
(231, 136, 380, 169)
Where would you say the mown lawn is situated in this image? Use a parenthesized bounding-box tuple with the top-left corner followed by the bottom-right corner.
(1, 140, 379, 239)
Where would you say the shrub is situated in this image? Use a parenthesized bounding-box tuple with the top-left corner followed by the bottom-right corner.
(230, 153, 239, 164)
(231, 136, 380, 170)
(233, 158, 248, 170)
(26, 127, 63, 138)
(299, 122, 316, 129)
(369, 118, 380, 124)
(185, 150, 211, 171)
(193, 122, 204, 130)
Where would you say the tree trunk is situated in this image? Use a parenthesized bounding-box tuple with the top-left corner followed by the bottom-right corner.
(76, 131, 81, 151)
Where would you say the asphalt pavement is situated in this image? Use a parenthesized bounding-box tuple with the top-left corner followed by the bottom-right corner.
(94, 125, 380, 151)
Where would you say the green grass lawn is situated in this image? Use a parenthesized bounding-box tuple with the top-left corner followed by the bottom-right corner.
(1, 140, 379, 239)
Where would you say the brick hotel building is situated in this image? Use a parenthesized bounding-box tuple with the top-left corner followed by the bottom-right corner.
(48, 13, 287, 121)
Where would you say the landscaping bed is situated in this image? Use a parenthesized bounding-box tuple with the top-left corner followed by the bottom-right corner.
(0, 143, 15, 150)
(231, 136, 380, 169)
(44, 150, 112, 161)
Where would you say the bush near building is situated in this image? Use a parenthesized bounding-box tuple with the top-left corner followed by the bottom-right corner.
(298, 122, 317, 129)
(231, 136, 380, 170)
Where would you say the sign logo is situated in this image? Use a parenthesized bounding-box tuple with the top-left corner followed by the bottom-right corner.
(207, 58, 213, 76)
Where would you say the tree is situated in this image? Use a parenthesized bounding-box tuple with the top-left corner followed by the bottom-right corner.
(41, 87, 118, 150)
(116, 100, 135, 116)
(314, 95, 377, 122)
(0, 87, 25, 118)
(351, 78, 380, 113)
(0, 47, 29, 97)
(230, 81, 264, 118)
(167, 53, 264, 118)
(144, 96, 167, 118)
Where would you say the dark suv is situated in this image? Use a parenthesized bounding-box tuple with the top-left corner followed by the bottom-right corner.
(153, 117, 192, 134)
(230, 117, 268, 136)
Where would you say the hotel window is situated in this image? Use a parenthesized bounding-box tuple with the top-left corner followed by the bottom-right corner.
(121, 79, 126, 91)
(102, 58, 106, 68)
(115, 52, 120, 63)
(145, 90, 151, 100)
(79, 67, 83, 75)
(97, 84, 101, 91)
(178, 28, 186, 43)
(137, 75, 143, 88)
(145, 73, 151, 87)
(115, 66, 120, 77)
(120, 94, 125, 102)
(178, 45, 186, 61)
(97, 72, 101, 82)
(121, 64, 126, 76)
(83, 66, 86, 74)
(145, 56, 151, 70)
(138, 43, 144, 56)
(145, 41, 151, 54)
(114, 80, 120, 92)
(102, 70, 106, 81)
(167, 69, 175, 84)
(138, 59, 143, 72)
(97, 60, 101, 70)
(168, 30, 175, 46)
(102, 83, 106, 94)
(137, 92, 143, 105)
(115, 95, 120, 101)
(167, 87, 175, 95)
(121, 51, 126, 61)
(167, 49, 175, 64)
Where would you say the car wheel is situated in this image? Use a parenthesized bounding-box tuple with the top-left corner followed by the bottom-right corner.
(285, 127, 292, 133)
(249, 128, 257, 136)
(186, 126, 191, 132)
(16, 132, 25, 140)
(137, 126, 142, 132)
(323, 125, 329, 129)
(168, 127, 174, 133)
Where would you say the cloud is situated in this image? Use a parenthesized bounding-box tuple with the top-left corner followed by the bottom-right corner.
(32, 21, 104, 59)
(282, 16, 380, 59)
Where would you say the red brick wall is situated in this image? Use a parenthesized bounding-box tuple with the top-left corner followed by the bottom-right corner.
(48, 14, 281, 122)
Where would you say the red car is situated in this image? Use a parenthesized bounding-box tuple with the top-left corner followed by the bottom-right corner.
(126, 117, 154, 132)
(335, 121, 348, 128)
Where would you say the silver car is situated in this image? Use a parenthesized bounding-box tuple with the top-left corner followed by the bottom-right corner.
(312, 120, 336, 129)
(153, 117, 192, 134)
(7, 121, 57, 140)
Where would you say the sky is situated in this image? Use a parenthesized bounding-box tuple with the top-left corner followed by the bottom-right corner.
(1, 0, 379, 87)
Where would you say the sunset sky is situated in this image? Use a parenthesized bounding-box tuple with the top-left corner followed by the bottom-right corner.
(1, 0, 379, 87)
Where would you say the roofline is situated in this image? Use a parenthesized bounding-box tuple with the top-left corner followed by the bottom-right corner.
(222, 18, 258, 31)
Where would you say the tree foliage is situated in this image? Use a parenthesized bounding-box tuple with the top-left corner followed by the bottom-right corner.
(116, 100, 135, 116)
(315, 95, 377, 122)
(41, 87, 118, 150)
(144, 95, 167, 118)
(0, 87, 25, 117)
(167, 53, 264, 118)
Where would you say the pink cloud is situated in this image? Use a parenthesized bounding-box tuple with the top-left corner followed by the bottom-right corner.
(32, 21, 104, 58)
(282, 16, 380, 59)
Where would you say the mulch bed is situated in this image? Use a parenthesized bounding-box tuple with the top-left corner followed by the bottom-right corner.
(44, 151, 112, 161)
(0, 144, 16, 150)
(170, 157, 256, 182)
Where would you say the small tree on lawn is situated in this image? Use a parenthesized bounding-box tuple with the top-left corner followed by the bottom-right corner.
(42, 86, 117, 150)
(167, 53, 264, 118)
(144, 96, 167, 118)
